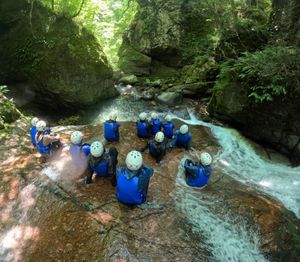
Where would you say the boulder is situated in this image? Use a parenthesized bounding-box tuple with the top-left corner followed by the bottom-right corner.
(156, 91, 183, 106)
(0, 0, 117, 110)
(118, 0, 214, 78)
(119, 75, 138, 85)
(170, 82, 212, 97)
(118, 44, 152, 76)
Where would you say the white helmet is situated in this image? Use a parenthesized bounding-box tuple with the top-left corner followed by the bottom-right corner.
(109, 112, 117, 121)
(126, 150, 143, 171)
(31, 117, 39, 126)
(180, 124, 189, 134)
(151, 112, 158, 119)
(165, 115, 172, 122)
(200, 152, 212, 166)
(139, 112, 147, 121)
(155, 131, 164, 143)
(70, 131, 83, 145)
(90, 141, 104, 157)
(36, 120, 46, 132)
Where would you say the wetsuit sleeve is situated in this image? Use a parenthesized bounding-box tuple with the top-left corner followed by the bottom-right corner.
(204, 165, 212, 176)
(142, 164, 154, 177)
(86, 155, 94, 184)
(155, 143, 166, 163)
(138, 164, 153, 193)
(185, 133, 192, 150)
(184, 160, 198, 177)
(139, 141, 149, 152)
(171, 131, 179, 147)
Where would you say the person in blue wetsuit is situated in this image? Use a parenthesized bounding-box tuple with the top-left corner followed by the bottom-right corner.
(30, 117, 39, 146)
(136, 112, 151, 138)
(172, 124, 192, 150)
(35, 120, 61, 155)
(184, 152, 212, 188)
(104, 113, 120, 142)
(149, 112, 162, 135)
(162, 115, 175, 139)
(116, 150, 154, 205)
(69, 131, 90, 156)
(140, 131, 170, 164)
(86, 141, 118, 185)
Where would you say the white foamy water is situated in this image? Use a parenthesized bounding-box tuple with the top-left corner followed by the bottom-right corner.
(172, 110, 300, 218)
(173, 160, 267, 262)
(41, 166, 61, 181)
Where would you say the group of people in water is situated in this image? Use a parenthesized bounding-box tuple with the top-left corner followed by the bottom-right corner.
(29, 112, 213, 205)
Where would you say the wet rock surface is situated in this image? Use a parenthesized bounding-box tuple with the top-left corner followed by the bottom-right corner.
(156, 91, 183, 106)
(0, 119, 300, 261)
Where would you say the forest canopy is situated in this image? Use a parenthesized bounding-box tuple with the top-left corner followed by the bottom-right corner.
(39, 0, 137, 68)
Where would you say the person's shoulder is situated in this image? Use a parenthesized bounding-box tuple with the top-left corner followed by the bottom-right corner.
(142, 163, 154, 173)
(117, 164, 126, 172)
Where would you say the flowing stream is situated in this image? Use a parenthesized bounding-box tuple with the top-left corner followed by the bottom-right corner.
(174, 162, 267, 262)
(2, 85, 300, 261)
(172, 109, 300, 219)
(85, 86, 300, 261)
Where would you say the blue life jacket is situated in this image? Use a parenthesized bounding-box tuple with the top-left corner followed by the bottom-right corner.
(36, 134, 51, 155)
(92, 160, 109, 177)
(150, 119, 162, 134)
(175, 131, 192, 147)
(69, 144, 90, 157)
(149, 142, 161, 157)
(116, 164, 153, 205)
(184, 160, 212, 188)
(81, 144, 91, 156)
(162, 121, 175, 138)
(136, 120, 150, 138)
(30, 127, 38, 146)
(104, 121, 120, 142)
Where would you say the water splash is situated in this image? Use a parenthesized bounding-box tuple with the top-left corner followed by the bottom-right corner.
(172, 109, 300, 218)
(173, 159, 267, 262)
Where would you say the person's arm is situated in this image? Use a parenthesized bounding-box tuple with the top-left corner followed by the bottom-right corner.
(204, 165, 212, 176)
(142, 163, 154, 177)
(184, 160, 198, 177)
(86, 156, 94, 184)
(42, 133, 60, 146)
(171, 131, 179, 147)
(139, 141, 149, 152)
(185, 133, 192, 150)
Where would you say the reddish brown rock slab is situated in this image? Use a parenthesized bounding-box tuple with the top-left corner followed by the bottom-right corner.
(0, 121, 300, 261)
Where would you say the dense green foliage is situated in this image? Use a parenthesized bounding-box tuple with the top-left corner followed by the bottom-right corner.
(0, 86, 21, 130)
(40, 0, 137, 68)
(217, 46, 300, 103)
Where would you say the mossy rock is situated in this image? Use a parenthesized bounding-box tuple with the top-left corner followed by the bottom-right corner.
(0, 94, 21, 129)
(0, 0, 117, 110)
(118, 44, 151, 76)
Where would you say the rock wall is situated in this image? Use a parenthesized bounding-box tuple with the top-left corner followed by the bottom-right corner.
(118, 0, 214, 82)
(118, 0, 268, 98)
(208, 82, 300, 164)
(208, 0, 300, 163)
(0, 0, 118, 110)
